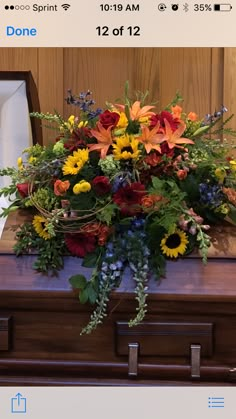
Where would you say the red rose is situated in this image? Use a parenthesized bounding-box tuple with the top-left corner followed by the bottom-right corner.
(92, 176, 111, 196)
(113, 182, 146, 216)
(16, 183, 30, 198)
(99, 110, 120, 129)
(150, 111, 179, 132)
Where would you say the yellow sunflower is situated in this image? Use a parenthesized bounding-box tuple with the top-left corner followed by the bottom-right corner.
(113, 135, 140, 160)
(62, 148, 89, 176)
(160, 229, 188, 258)
(32, 215, 51, 240)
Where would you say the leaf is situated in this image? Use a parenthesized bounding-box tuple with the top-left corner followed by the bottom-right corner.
(79, 288, 89, 304)
(87, 285, 98, 304)
(82, 252, 98, 268)
(192, 125, 210, 137)
(228, 205, 236, 224)
(96, 203, 117, 225)
(69, 274, 87, 289)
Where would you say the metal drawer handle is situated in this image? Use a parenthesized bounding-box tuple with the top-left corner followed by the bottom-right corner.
(191, 344, 201, 378)
(128, 342, 139, 377)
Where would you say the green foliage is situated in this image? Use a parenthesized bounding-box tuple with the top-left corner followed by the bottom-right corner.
(32, 237, 65, 273)
(14, 223, 66, 273)
(26, 188, 58, 211)
(149, 177, 186, 233)
(69, 274, 87, 289)
(0, 202, 21, 218)
(96, 203, 117, 225)
(164, 92, 183, 111)
(227, 205, 236, 224)
(13, 223, 38, 255)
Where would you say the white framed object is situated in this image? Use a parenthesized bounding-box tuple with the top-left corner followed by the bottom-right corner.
(0, 71, 42, 238)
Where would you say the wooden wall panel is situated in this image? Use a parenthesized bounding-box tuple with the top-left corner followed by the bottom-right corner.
(38, 48, 64, 145)
(63, 48, 223, 124)
(224, 48, 236, 134)
(0, 47, 231, 145)
(0, 48, 38, 87)
(157, 48, 213, 117)
(63, 48, 138, 118)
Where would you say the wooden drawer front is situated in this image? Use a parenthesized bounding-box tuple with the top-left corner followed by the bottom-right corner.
(116, 322, 213, 357)
(0, 317, 11, 351)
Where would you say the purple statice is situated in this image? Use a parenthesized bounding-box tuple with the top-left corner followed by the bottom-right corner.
(65, 89, 102, 119)
(199, 183, 224, 207)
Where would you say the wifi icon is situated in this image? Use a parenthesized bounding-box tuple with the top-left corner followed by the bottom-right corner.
(61, 3, 71, 11)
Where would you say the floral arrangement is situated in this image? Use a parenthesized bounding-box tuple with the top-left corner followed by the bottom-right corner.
(1, 83, 236, 334)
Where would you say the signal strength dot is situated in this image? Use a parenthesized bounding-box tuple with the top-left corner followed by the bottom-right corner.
(61, 4, 71, 11)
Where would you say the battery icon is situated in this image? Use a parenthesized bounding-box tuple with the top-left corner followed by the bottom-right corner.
(214, 4, 232, 11)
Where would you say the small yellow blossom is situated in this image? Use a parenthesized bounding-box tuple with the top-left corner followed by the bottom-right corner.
(218, 204, 229, 215)
(117, 112, 128, 129)
(73, 180, 91, 195)
(215, 167, 226, 183)
(78, 121, 88, 128)
(230, 160, 236, 171)
(28, 156, 37, 164)
(68, 115, 75, 125)
(17, 157, 23, 169)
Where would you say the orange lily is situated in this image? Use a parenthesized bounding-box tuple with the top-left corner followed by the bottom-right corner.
(89, 122, 113, 158)
(162, 119, 194, 149)
(115, 101, 155, 121)
(136, 123, 164, 154)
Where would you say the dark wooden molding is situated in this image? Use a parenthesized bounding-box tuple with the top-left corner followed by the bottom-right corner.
(0, 71, 42, 145)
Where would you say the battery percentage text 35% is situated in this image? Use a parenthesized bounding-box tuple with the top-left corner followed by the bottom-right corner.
(194, 4, 212, 11)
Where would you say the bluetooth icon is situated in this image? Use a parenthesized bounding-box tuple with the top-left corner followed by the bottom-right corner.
(183, 3, 189, 12)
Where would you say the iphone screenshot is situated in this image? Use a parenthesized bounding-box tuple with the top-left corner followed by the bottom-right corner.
(0, 0, 235, 418)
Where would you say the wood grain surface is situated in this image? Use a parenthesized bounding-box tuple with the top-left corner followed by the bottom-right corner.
(1, 47, 234, 145)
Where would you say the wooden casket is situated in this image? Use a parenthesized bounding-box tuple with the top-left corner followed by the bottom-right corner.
(0, 211, 236, 386)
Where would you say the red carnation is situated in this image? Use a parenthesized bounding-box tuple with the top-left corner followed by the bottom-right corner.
(113, 182, 146, 216)
(150, 111, 179, 132)
(92, 176, 111, 196)
(99, 110, 120, 129)
(65, 233, 96, 258)
(16, 183, 30, 198)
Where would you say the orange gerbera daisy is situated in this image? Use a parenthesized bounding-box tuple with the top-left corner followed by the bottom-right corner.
(161, 119, 194, 149)
(115, 101, 155, 121)
(89, 122, 113, 158)
(136, 123, 164, 154)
